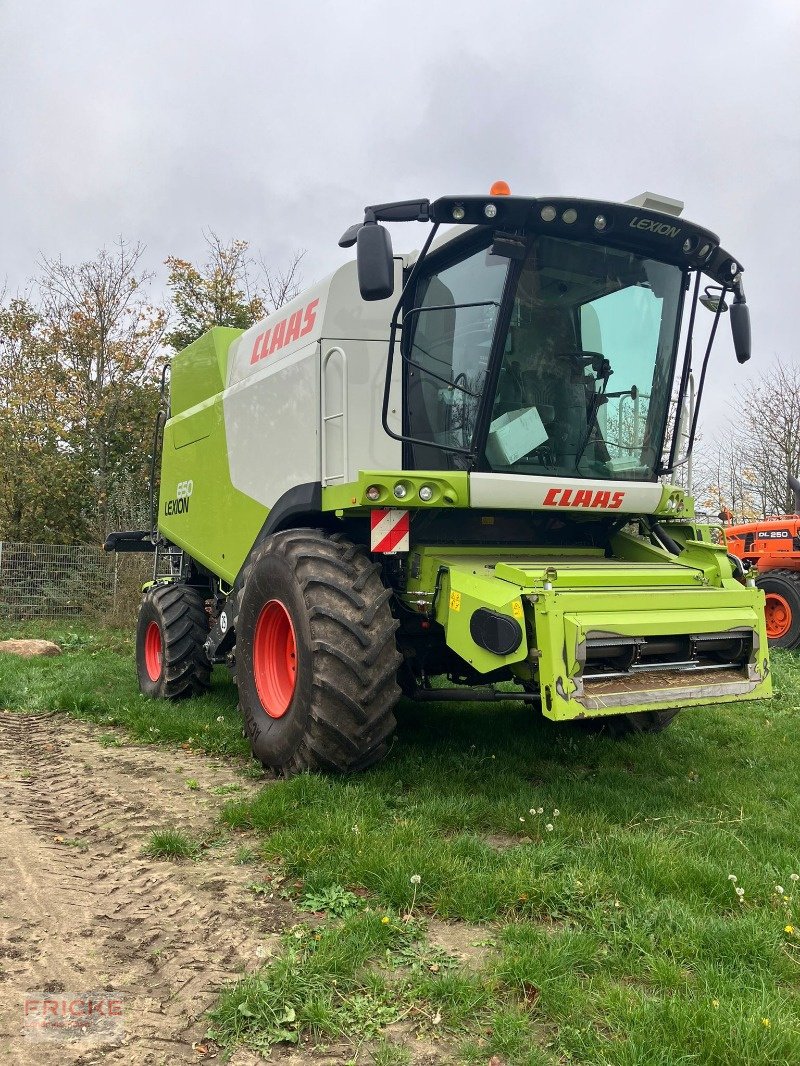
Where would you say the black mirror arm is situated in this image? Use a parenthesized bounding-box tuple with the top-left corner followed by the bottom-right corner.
(683, 285, 729, 458)
(339, 200, 431, 248)
(378, 222, 475, 458)
(365, 199, 430, 224)
(661, 271, 702, 475)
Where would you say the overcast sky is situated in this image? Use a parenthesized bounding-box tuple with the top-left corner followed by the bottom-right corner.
(1, 0, 798, 439)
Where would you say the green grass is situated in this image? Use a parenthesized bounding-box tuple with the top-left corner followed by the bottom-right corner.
(0, 622, 250, 758)
(207, 913, 423, 1050)
(142, 828, 203, 860)
(220, 664, 800, 1062)
(2, 622, 800, 1062)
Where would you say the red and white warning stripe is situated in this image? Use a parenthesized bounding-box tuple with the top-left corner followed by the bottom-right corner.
(370, 508, 410, 553)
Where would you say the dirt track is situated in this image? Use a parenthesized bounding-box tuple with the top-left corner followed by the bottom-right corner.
(0, 711, 289, 1064)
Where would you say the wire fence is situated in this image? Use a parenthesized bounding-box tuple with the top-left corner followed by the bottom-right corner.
(0, 542, 151, 624)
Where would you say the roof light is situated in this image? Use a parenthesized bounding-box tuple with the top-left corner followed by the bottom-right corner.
(484, 203, 497, 218)
(489, 180, 511, 196)
(562, 208, 578, 224)
(540, 206, 557, 222)
(452, 203, 465, 221)
(594, 214, 607, 231)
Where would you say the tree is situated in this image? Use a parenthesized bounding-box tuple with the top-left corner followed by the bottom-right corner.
(699, 358, 800, 520)
(741, 359, 800, 516)
(164, 233, 304, 352)
(698, 439, 761, 521)
(0, 298, 85, 541)
(37, 240, 167, 538)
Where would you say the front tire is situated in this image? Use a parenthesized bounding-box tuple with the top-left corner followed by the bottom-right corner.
(136, 584, 211, 699)
(236, 529, 401, 775)
(756, 570, 800, 648)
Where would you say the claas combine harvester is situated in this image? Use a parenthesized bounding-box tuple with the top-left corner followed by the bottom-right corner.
(107, 185, 771, 775)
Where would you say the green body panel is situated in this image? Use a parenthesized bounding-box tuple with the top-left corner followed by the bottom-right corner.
(406, 542, 771, 719)
(322, 470, 469, 510)
(529, 586, 768, 719)
(169, 327, 241, 417)
(432, 555, 530, 675)
(160, 389, 268, 588)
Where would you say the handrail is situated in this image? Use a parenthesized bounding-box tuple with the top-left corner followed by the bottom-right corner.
(321, 346, 348, 486)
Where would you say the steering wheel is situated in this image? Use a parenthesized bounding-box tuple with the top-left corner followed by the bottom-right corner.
(555, 350, 612, 379)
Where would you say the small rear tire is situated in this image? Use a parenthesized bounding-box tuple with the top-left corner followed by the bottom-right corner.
(236, 529, 401, 776)
(756, 570, 800, 649)
(136, 584, 211, 699)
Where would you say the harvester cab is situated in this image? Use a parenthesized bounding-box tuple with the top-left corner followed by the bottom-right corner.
(108, 185, 770, 775)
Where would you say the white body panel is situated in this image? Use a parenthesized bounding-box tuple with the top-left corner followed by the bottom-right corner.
(224, 339, 321, 508)
(223, 261, 401, 508)
(221, 234, 668, 515)
(469, 473, 664, 513)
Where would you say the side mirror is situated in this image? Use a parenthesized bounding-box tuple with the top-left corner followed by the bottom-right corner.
(357, 223, 394, 301)
(730, 301, 750, 364)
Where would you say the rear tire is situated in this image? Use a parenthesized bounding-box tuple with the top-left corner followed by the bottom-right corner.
(236, 529, 401, 775)
(136, 584, 211, 699)
(756, 570, 800, 649)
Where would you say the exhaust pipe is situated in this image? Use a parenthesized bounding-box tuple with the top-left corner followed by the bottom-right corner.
(789, 474, 800, 514)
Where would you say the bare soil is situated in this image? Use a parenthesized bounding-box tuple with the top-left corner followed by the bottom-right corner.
(0, 710, 289, 1064)
(0, 712, 477, 1065)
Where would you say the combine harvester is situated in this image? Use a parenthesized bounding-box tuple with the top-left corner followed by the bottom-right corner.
(107, 185, 771, 774)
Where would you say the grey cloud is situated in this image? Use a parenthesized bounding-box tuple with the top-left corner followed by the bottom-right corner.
(1, 0, 798, 437)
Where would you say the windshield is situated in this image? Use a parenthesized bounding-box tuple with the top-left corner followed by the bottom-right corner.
(405, 235, 685, 480)
(405, 243, 509, 467)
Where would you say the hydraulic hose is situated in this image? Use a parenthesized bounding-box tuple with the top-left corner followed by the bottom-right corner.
(651, 522, 682, 557)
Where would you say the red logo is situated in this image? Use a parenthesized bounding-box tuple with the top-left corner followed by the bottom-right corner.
(543, 487, 625, 510)
(249, 298, 319, 365)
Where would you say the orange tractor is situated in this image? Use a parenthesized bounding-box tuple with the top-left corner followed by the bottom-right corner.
(725, 476, 800, 648)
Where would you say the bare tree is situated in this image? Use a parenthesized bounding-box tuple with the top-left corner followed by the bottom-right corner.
(165, 234, 305, 352)
(37, 240, 167, 536)
(741, 359, 800, 515)
(698, 358, 800, 520)
(260, 248, 306, 310)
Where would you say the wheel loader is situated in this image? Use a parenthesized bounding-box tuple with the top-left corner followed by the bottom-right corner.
(724, 475, 800, 648)
(106, 185, 771, 774)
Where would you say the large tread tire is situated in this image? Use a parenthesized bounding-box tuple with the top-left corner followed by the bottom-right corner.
(578, 709, 680, 736)
(756, 569, 800, 649)
(236, 529, 401, 776)
(136, 584, 212, 699)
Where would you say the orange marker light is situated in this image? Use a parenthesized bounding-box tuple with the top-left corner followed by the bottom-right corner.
(490, 180, 511, 196)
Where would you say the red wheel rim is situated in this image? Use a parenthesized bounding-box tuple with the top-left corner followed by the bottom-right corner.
(764, 592, 792, 640)
(144, 621, 163, 681)
(253, 600, 297, 718)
